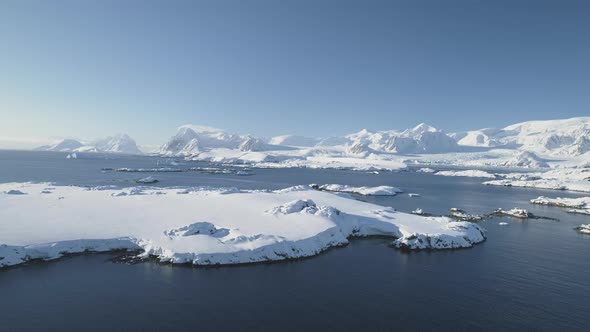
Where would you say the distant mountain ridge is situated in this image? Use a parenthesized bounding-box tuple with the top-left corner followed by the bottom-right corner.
(34, 117, 590, 165)
(159, 125, 271, 156)
(37, 134, 142, 154)
(452, 117, 590, 156)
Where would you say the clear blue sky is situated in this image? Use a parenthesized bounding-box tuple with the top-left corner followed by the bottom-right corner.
(2, 0, 589, 147)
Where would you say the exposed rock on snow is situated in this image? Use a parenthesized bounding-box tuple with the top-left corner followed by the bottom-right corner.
(436, 170, 496, 179)
(493, 208, 552, 219)
(346, 142, 372, 155)
(239, 136, 266, 152)
(0, 182, 486, 268)
(311, 184, 403, 196)
(493, 208, 532, 219)
(448, 208, 484, 222)
(411, 208, 426, 215)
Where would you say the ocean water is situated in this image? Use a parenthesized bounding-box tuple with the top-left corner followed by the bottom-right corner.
(0, 150, 589, 331)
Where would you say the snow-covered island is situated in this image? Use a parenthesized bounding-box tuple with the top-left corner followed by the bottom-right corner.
(435, 170, 497, 179)
(530, 196, 590, 215)
(310, 184, 403, 196)
(0, 182, 486, 268)
(484, 168, 590, 193)
(575, 224, 590, 234)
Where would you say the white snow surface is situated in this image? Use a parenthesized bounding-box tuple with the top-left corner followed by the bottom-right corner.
(454, 117, 590, 156)
(93, 134, 142, 154)
(484, 168, 590, 192)
(530, 196, 590, 215)
(495, 208, 531, 218)
(500, 151, 549, 168)
(152, 118, 590, 172)
(576, 224, 590, 234)
(435, 170, 497, 179)
(268, 135, 320, 147)
(530, 196, 590, 209)
(0, 182, 486, 267)
(313, 184, 403, 196)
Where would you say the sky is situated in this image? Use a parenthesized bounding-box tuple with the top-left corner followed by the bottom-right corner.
(1, 0, 590, 149)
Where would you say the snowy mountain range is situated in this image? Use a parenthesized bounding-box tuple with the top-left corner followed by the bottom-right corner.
(158, 123, 461, 156)
(158, 125, 272, 156)
(154, 117, 590, 170)
(159, 117, 590, 158)
(33, 116, 590, 169)
(451, 117, 590, 156)
(37, 134, 142, 154)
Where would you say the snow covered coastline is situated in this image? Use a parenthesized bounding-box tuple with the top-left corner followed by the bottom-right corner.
(484, 168, 590, 193)
(0, 183, 486, 268)
(530, 196, 590, 215)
